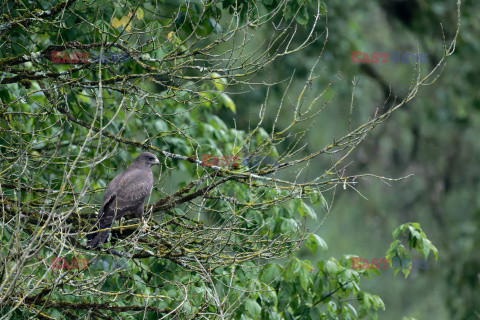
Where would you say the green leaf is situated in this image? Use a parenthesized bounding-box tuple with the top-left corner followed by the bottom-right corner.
(328, 301, 338, 312)
(305, 234, 317, 254)
(211, 72, 227, 91)
(218, 93, 236, 112)
(301, 259, 314, 272)
(367, 267, 381, 277)
(245, 299, 261, 319)
(294, 305, 311, 317)
(313, 276, 323, 295)
(260, 284, 277, 306)
(324, 260, 339, 276)
(295, 6, 309, 25)
(135, 7, 144, 20)
(371, 295, 385, 310)
(346, 303, 358, 318)
(341, 269, 354, 283)
(319, 192, 328, 210)
(359, 291, 372, 309)
(299, 202, 317, 220)
(256, 2, 268, 23)
(0, 88, 11, 103)
(309, 191, 320, 207)
(280, 218, 298, 233)
(208, 18, 222, 33)
(277, 282, 294, 311)
(285, 258, 300, 280)
(305, 234, 327, 254)
(283, 310, 295, 320)
(299, 265, 310, 292)
(260, 263, 281, 284)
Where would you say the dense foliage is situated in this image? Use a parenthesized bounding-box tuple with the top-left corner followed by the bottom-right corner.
(0, 0, 460, 319)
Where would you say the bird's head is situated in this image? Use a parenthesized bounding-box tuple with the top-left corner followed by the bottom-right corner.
(135, 152, 160, 167)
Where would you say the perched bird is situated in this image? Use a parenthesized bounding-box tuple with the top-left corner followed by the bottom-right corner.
(86, 152, 160, 248)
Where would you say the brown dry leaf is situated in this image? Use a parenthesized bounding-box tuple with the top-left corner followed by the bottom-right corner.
(111, 17, 121, 28)
(119, 16, 132, 31)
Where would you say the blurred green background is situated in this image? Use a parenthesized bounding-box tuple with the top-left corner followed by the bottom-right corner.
(219, 0, 479, 319)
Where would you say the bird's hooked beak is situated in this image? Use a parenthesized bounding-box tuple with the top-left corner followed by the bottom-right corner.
(153, 157, 160, 166)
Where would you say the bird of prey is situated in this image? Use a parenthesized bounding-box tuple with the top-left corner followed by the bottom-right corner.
(86, 152, 160, 248)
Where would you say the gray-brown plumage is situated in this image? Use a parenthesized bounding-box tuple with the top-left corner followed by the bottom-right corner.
(87, 152, 160, 248)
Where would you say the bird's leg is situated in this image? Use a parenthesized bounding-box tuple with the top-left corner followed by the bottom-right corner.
(141, 216, 150, 233)
(119, 217, 123, 234)
(134, 205, 150, 234)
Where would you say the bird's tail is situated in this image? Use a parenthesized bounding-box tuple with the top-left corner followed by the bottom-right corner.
(86, 223, 111, 248)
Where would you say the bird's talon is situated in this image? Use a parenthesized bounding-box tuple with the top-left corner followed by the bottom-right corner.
(141, 222, 151, 233)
